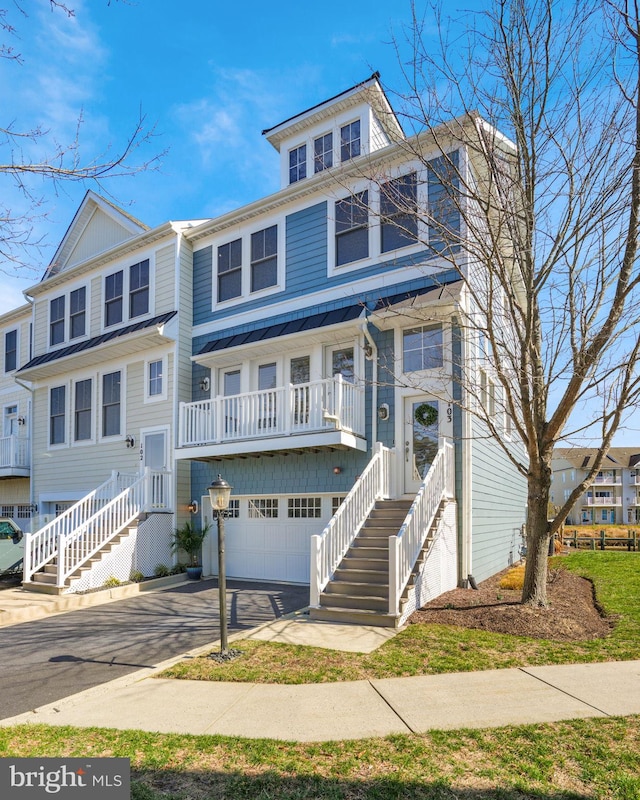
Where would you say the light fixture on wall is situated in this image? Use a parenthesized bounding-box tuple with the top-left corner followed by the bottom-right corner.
(363, 343, 373, 359)
(378, 403, 390, 421)
(17, 416, 25, 426)
(125, 435, 135, 448)
(333, 466, 342, 475)
(188, 500, 199, 514)
(199, 376, 210, 392)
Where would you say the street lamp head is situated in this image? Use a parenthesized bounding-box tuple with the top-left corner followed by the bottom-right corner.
(208, 474, 233, 511)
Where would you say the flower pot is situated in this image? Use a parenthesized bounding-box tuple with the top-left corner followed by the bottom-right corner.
(186, 566, 202, 580)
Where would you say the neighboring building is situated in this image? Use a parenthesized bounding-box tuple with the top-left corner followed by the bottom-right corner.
(552, 447, 640, 525)
(2, 74, 527, 626)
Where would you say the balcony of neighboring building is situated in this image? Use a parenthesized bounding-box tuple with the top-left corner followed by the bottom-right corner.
(583, 494, 622, 507)
(176, 375, 366, 460)
(592, 472, 621, 485)
(0, 435, 30, 478)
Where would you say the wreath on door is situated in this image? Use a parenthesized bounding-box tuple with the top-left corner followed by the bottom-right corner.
(414, 403, 438, 427)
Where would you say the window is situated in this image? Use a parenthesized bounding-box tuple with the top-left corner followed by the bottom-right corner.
(102, 371, 121, 437)
(314, 133, 333, 172)
(403, 325, 443, 371)
(4, 329, 17, 372)
(290, 356, 310, 385)
(148, 360, 163, 397)
(288, 497, 322, 518)
(223, 369, 241, 396)
(335, 190, 368, 266)
(381, 172, 418, 252)
(217, 239, 242, 302)
(129, 260, 149, 318)
(105, 271, 123, 327)
(250, 225, 278, 292)
(332, 496, 345, 515)
(258, 362, 277, 390)
(74, 379, 92, 441)
(289, 144, 306, 184)
(50, 296, 65, 346)
(331, 347, 355, 382)
(69, 287, 86, 339)
(479, 369, 496, 416)
(50, 385, 66, 445)
(248, 498, 278, 518)
(340, 120, 360, 161)
(225, 498, 240, 518)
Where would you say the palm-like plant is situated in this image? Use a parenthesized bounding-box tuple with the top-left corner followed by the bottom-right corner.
(171, 521, 211, 567)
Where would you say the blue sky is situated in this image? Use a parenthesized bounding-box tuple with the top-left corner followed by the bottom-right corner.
(0, 0, 422, 309)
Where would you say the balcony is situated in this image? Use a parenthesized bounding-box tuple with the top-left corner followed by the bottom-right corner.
(177, 376, 366, 460)
(593, 475, 621, 485)
(0, 435, 30, 478)
(584, 496, 622, 507)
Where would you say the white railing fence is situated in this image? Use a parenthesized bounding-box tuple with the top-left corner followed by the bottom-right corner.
(179, 375, 364, 447)
(23, 468, 171, 587)
(310, 442, 393, 606)
(388, 439, 455, 616)
(0, 435, 29, 469)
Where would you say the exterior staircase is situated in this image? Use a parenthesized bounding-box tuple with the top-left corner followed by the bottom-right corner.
(310, 498, 445, 627)
(22, 523, 139, 595)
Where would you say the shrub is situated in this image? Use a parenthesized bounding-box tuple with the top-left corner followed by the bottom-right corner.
(103, 575, 122, 588)
(153, 564, 170, 578)
(129, 570, 145, 583)
(499, 565, 525, 590)
(170, 563, 186, 575)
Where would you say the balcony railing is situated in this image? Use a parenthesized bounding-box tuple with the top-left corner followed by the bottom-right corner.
(0, 435, 29, 470)
(584, 497, 622, 506)
(593, 475, 621, 485)
(178, 376, 365, 447)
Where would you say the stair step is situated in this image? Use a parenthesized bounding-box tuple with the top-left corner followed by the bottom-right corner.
(320, 592, 388, 611)
(339, 556, 388, 571)
(333, 568, 389, 584)
(346, 545, 388, 560)
(351, 535, 390, 548)
(324, 581, 388, 598)
(309, 606, 399, 628)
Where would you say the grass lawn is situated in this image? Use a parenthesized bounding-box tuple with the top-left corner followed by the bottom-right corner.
(159, 552, 640, 684)
(1, 553, 638, 799)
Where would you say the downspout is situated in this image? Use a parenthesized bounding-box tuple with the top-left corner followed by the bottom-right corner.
(361, 321, 377, 449)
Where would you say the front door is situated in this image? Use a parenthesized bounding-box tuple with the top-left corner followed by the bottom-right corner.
(403, 397, 439, 494)
(141, 429, 168, 508)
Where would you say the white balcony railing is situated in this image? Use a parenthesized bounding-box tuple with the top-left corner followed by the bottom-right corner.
(593, 475, 621, 485)
(0, 435, 29, 469)
(584, 497, 622, 506)
(179, 375, 364, 448)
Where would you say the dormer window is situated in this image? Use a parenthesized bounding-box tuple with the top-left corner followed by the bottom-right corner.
(340, 120, 361, 162)
(314, 133, 333, 173)
(289, 144, 307, 184)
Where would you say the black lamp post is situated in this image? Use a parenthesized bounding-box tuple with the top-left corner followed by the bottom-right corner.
(208, 474, 233, 654)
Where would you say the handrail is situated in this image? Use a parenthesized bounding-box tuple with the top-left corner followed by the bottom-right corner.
(388, 440, 454, 616)
(310, 442, 393, 606)
(0, 435, 30, 469)
(178, 376, 365, 447)
(23, 469, 171, 587)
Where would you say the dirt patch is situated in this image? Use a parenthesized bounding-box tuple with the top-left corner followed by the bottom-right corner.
(409, 567, 614, 640)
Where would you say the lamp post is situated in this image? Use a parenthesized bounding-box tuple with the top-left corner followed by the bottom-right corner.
(208, 474, 233, 654)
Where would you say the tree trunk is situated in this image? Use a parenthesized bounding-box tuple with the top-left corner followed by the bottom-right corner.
(522, 464, 552, 607)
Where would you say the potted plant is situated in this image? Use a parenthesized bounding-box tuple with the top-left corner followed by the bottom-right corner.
(171, 520, 211, 580)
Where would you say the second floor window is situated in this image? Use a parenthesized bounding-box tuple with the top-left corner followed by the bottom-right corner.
(4, 329, 17, 372)
(129, 260, 149, 318)
(105, 271, 123, 327)
(250, 225, 278, 292)
(50, 385, 66, 445)
(102, 371, 121, 437)
(335, 191, 368, 266)
(148, 360, 163, 397)
(289, 144, 306, 184)
(50, 296, 65, 346)
(70, 287, 86, 339)
(218, 239, 242, 302)
(381, 172, 418, 252)
(74, 379, 92, 441)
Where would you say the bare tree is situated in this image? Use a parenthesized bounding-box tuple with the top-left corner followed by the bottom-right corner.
(1, 1, 163, 274)
(361, 0, 640, 605)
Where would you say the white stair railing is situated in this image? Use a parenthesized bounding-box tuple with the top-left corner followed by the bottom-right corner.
(23, 469, 171, 587)
(388, 439, 454, 616)
(310, 442, 393, 606)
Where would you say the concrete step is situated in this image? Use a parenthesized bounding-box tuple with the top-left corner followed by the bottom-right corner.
(319, 592, 388, 611)
(309, 606, 399, 628)
(324, 581, 388, 598)
(350, 535, 390, 549)
(21, 580, 65, 596)
(346, 545, 388, 560)
(333, 567, 389, 584)
(339, 555, 388, 571)
(31, 572, 57, 585)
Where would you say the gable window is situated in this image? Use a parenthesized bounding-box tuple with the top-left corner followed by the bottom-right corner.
(148, 360, 163, 398)
(250, 225, 278, 292)
(381, 172, 418, 252)
(335, 190, 368, 266)
(50, 385, 66, 445)
(340, 120, 361, 162)
(102, 371, 121, 437)
(289, 144, 306, 184)
(74, 379, 92, 441)
(50, 296, 65, 346)
(403, 324, 444, 372)
(217, 239, 242, 302)
(314, 133, 333, 173)
(70, 287, 86, 339)
(105, 271, 123, 327)
(129, 260, 149, 318)
(4, 330, 17, 373)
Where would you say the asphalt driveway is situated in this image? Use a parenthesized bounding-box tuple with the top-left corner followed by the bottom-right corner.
(0, 579, 308, 720)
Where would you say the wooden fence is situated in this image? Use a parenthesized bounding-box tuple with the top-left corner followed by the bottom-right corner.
(561, 530, 638, 551)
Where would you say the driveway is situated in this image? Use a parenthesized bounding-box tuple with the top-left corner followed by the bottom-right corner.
(0, 579, 308, 720)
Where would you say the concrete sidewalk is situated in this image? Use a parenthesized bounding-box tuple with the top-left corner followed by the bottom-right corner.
(1, 581, 639, 742)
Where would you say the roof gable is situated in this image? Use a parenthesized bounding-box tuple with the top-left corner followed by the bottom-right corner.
(42, 191, 149, 281)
